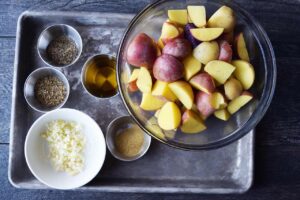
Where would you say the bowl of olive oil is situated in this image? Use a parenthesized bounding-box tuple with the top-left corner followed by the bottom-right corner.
(82, 54, 118, 98)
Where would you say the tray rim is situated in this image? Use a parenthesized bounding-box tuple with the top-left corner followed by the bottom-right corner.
(8, 10, 254, 194)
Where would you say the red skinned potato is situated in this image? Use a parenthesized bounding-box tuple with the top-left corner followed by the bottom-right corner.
(153, 54, 184, 82)
(189, 72, 215, 94)
(126, 33, 157, 69)
(195, 91, 215, 119)
(127, 80, 138, 92)
(218, 40, 232, 62)
(162, 38, 192, 60)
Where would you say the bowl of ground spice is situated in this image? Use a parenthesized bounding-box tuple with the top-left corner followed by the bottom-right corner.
(37, 24, 82, 68)
(24, 67, 70, 112)
(106, 116, 151, 161)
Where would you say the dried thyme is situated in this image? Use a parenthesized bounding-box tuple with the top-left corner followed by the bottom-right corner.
(35, 76, 66, 107)
(46, 36, 78, 66)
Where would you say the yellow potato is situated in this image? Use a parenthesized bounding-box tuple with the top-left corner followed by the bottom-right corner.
(232, 60, 255, 90)
(161, 22, 180, 43)
(136, 67, 152, 93)
(224, 77, 243, 100)
(235, 33, 250, 62)
(227, 91, 253, 114)
(204, 60, 235, 84)
(187, 6, 206, 27)
(128, 68, 140, 83)
(207, 6, 236, 33)
(190, 28, 224, 42)
(152, 80, 177, 101)
(181, 110, 206, 134)
(211, 92, 227, 109)
(168, 81, 194, 109)
(214, 109, 231, 121)
(182, 54, 202, 80)
(140, 93, 165, 111)
(158, 102, 181, 130)
(193, 41, 219, 64)
(168, 9, 188, 26)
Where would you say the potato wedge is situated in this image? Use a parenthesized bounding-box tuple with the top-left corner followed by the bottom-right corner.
(136, 67, 152, 93)
(168, 9, 188, 26)
(168, 81, 194, 109)
(207, 6, 236, 33)
(181, 110, 206, 134)
(204, 60, 235, 84)
(190, 28, 224, 42)
(232, 60, 255, 90)
(235, 32, 250, 62)
(214, 109, 231, 121)
(182, 54, 202, 80)
(227, 91, 253, 114)
(152, 80, 177, 101)
(187, 6, 206, 27)
(140, 93, 165, 111)
(158, 102, 181, 130)
(193, 41, 219, 64)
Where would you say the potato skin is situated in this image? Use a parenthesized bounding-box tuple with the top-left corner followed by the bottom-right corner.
(162, 38, 192, 60)
(193, 41, 219, 64)
(126, 33, 157, 69)
(184, 23, 200, 48)
(153, 54, 184, 82)
(218, 40, 232, 62)
(195, 91, 215, 119)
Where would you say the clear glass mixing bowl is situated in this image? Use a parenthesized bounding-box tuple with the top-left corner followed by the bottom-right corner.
(116, 0, 276, 150)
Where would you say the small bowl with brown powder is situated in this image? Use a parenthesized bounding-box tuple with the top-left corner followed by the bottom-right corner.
(37, 24, 82, 68)
(24, 67, 70, 112)
(106, 116, 152, 161)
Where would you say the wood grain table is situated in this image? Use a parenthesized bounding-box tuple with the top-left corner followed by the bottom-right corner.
(1, 0, 300, 199)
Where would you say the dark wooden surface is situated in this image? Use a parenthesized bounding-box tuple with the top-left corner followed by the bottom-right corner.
(1, 0, 300, 199)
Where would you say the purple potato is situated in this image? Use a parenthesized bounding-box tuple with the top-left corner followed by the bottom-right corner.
(184, 23, 200, 48)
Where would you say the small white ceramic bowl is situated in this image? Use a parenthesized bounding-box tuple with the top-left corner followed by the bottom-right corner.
(24, 108, 106, 190)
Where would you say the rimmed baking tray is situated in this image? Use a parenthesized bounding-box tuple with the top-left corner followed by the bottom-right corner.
(8, 11, 253, 193)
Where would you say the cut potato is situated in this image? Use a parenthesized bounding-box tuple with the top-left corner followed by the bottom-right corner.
(214, 109, 231, 121)
(190, 28, 224, 42)
(181, 110, 206, 134)
(232, 60, 255, 90)
(140, 93, 165, 111)
(168, 81, 194, 109)
(158, 102, 181, 130)
(227, 91, 253, 114)
(128, 69, 140, 83)
(152, 80, 177, 101)
(193, 41, 219, 64)
(235, 33, 250, 62)
(204, 60, 235, 84)
(207, 6, 236, 33)
(128, 80, 138, 92)
(136, 67, 152, 93)
(211, 92, 227, 109)
(161, 22, 180, 44)
(195, 91, 215, 119)
(154, 109, 161, 118)
(182, 54, 202, 80)
(168, 9, 188, 26)
(157, 37, 165, 49)
(224, 77, 243, 100)
(187, 6, 206, 27)
(189, 72, 215, 94)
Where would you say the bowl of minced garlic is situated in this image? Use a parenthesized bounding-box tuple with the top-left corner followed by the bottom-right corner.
(106, 116, 151, 161)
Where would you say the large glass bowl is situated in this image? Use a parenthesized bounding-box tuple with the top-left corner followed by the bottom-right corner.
(116, 0, 276, 150)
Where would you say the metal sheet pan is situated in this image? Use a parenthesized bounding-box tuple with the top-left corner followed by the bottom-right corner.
(8, 11, 253, 193)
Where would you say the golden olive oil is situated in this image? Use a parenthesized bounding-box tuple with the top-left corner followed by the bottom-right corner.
(84, 55, 117, 98)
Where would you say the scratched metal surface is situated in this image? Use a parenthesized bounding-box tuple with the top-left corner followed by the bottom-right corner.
(8, 11, 253, 194)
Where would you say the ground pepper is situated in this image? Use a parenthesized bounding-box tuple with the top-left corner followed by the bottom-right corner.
(115, 124, 144, 157)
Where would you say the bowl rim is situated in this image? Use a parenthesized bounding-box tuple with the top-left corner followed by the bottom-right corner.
(23, 66, 70, 113)
(24, 108, 107, 189)
(116, 0, 277, 150)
